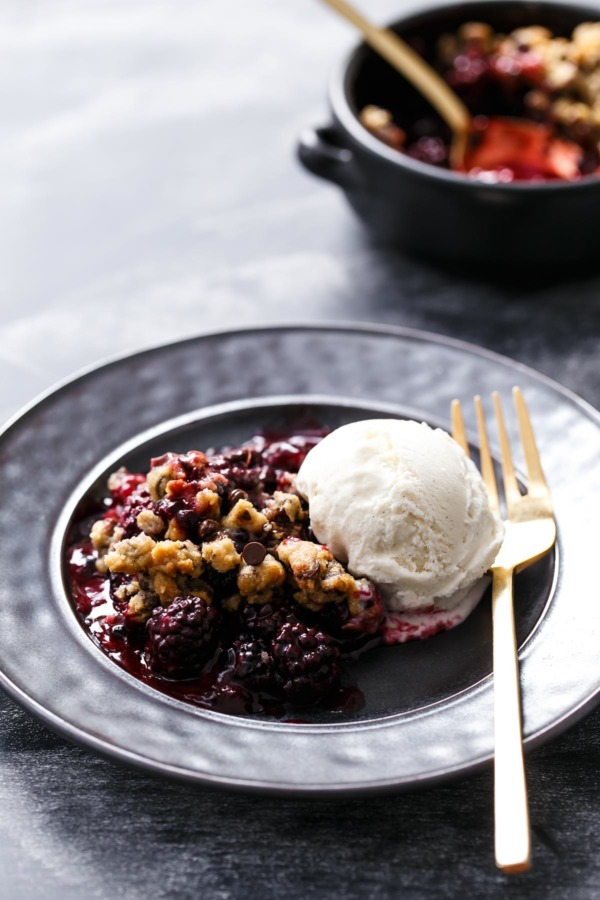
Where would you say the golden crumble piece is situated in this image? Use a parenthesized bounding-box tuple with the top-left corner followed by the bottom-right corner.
(276, 539, 327, 583)
(93, 522, 124, 573)
(581, 69, 600, 106)
(91, 518, 116, 553)
(552, 97, 593, 125)
(359, 104, 406, 150)
(165, 519, 188, 541)
(104, 534, 156, 575)
(510, 26, 553, 48)
(196, 488, 221, 520)
(221, 499, 268, 535)
(147, 461, 179, 501)
(237, 554, 286, 603)
(152, 571, 180, 605)
(458, 21, 493, 48)
(114, 579, 159, 624)
(571, 22, 600, 68)
(128, 593, 156, 622)
(360, 104, 393, 131)
(136, 509, 165, 536)
(264, 491, 304, 524)
(276, 539, 358, 612)
(95, 558, 109, 575)
(524, 88, 551, 112)
(114, 579, 139, 600)
(149, 572, 212, 609)
(545, 56, 578, 90)
(150, 540, 204, 578)
(202, 536, 241, 573)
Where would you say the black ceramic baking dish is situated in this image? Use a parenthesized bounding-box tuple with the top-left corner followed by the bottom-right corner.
(298, 0, 600, 271)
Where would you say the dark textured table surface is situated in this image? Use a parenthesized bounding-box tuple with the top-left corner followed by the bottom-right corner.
(1, 1, 599, 897)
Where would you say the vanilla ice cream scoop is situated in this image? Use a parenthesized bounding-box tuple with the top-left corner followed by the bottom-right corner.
(296, 419, 504, 613)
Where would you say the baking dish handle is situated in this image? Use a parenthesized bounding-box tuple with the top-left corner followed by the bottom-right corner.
(297, 124, 362, 189)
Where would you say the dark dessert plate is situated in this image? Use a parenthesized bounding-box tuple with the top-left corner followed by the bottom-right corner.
(0, 324, 598, 794)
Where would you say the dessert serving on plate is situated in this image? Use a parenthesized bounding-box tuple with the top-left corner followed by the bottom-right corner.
(67, 417, 503, 719)
(2, 325, 597, 789)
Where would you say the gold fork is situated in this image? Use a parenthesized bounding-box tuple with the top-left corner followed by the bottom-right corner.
(451, 387, 556, 874)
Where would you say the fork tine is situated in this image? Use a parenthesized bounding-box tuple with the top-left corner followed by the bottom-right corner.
(474, 395, 500, 514)
(493, 392, 521, 513)
(512, 387, 549, 494)
(451, 399, 470, 457)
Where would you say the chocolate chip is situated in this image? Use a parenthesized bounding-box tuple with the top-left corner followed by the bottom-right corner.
(242, 542, 267, 566)
(228, 489, 248, 508)
(198, 519, 220, 540)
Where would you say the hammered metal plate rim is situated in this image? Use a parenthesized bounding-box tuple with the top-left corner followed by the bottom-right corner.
(0, 323, 598, 795)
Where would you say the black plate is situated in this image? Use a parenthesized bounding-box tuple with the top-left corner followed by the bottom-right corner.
(0, 324, 598, 794)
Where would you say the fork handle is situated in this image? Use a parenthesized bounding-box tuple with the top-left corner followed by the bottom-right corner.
(492, 567, 531, 873)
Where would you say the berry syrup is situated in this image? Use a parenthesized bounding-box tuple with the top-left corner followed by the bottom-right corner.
(67, 428, 365, 720)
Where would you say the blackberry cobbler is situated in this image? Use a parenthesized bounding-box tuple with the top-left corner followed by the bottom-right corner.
(68, 431, 385, 718)
(360, 21, 600, 181)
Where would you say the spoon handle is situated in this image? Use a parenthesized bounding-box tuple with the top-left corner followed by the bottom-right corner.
(321, 0, 470, 138)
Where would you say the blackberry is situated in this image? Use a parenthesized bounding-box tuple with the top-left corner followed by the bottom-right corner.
(118, 486, 155, 537)
(239, 601, 289, 640)
(295, 600, 350, 637)
(201, 566, 239, 600)
(156, 494, 196, 526)
(145, 595, 220, 678)
(257, 464, 277, 489)
(262, 440, 305, 471)
(271, 622, 340, 702)
(228, 639, 274, 690)
(210, 450, 263, 490)
(226, 466, 262, 490)
(407, 136, 448, 167)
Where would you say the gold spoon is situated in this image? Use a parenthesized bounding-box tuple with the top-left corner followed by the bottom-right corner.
(320, 0, 471, 168)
